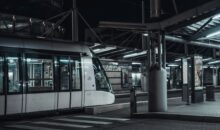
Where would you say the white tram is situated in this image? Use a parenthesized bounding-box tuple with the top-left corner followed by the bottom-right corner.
(0, 36, 115, 116)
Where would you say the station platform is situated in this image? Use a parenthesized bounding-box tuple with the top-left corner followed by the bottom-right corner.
(87, 89, 220, 120)
(133, 93, 220, 123)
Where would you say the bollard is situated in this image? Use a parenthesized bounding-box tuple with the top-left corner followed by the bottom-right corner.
(130, 86, 137, 116)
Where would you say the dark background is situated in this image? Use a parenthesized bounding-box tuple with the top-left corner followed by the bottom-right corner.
(0, 0, 210, 41)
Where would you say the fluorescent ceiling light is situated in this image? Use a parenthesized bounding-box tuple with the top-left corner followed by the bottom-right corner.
(213, 14, 220, 19)
(7, 24, 13, 28)
(110, 62, 118, 65)
(175, 57, 190, 62)
(168, 64, 179, 67)
(143, 33, 149, 36)
(91, 43, 101, 48)
(202, 57, 212, 62)
(93, 48, 101, 52)
(206, 31, 220, 38)
(93, 46, 116, 53)
(175, 59, 181, 62)
(123, 51, 147, 58)
(7, 57, 18, 60)
(26, 59, 39, 62)
(60, 59, 69, 63)
(208, 60, 220, 65)
(132, 62, 141, 65)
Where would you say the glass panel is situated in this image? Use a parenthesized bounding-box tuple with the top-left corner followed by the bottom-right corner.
(7, 57, 21, 93)
(72, 59, 81, 90)
(27, 57, 54, 92)
(0, 57, 3, 94)
(60, 58, 70, 91)
(92, 58, 112, 92)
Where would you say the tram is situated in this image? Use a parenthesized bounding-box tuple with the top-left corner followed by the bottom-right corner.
(0, 36, 115, 116)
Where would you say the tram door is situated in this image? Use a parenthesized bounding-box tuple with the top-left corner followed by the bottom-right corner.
(5, 56, 23, 115)
(58, 57, 82, 109)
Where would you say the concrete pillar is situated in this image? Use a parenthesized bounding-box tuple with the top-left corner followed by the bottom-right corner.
(147, 31, 167, 112)
(149, 67, 167, 112)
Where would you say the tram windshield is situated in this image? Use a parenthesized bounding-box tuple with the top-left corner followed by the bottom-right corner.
(92, 57, 113, 93)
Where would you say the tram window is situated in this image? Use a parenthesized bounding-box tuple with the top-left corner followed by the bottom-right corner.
(92, 58, 111, 92)
(60, 58, 70, 91)
(0, 57, 3, 94)
(72, 59, 81, 90)
(7, 57, 21, 93)
(27, 57, 54, 92)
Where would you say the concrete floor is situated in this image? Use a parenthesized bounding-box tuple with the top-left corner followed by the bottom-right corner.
(2, 113, 220, 130)
(135, 93, 220, 117)
(1, 93, 220, 130)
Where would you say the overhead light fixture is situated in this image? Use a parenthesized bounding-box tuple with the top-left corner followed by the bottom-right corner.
(60, 59, 70, 63)
(93, 48, 101, 52)
(206, 31, 220, 38)
(123, 51, 147, 58)
(202, 57, 212, 62)
(143, 33, 149, 37)
(7, 57, 18, 60)
(111, 62, 118, 65)
(186, 57, 191, 60)
(168, 64, 179, 67)
(92, 46, 117, 54)
(213, 14, 220, 20)
(208, 60, 220, 65)
(93, 46, 116, 54)
(91, 43, 101, 48)
(132, 62, 142, 65)
(7, 24, 13, 28)
(175, 59, 181, 62)
(26, 58, 38, 62)
(175, 57, 190, 62)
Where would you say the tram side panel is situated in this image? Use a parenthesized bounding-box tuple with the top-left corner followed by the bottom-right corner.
(26, 93, 57, 113)
(6, 95, 23, 114)
(58, 92, 71, 109)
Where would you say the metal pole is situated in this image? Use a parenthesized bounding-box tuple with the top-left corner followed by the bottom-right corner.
(162, 32, 166, 68)
(72, 0, 79, 42)
(147, 33, 151, 68)
(141, 0, 146, 50)
(158, 32, 162, 68)
(152, 40, 156, 65)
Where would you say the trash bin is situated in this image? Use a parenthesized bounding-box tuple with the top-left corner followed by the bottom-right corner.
(206, 85, 215, 101)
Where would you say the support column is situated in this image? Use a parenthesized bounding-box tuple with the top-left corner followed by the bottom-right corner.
(147, 0, 167, 112)
(148, 31, 167, 112)
(141, 0, 146, 50)
(72, 0, 79, 42)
